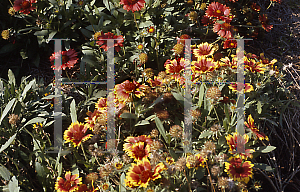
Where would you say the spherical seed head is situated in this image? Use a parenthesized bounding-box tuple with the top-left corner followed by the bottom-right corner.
(93, 31, 102, 40)
(170, 125, 183, 138)
(173, 44, 184, 55)
(218, 177, 229, 189)
(122, 153, 131, 164)
(1, 30, 10, 40)
(204, 141, 216, 153)
(158, 71, 167, 79)
(150, 129, 159, 138)
(156, 110, 169, 120)
(143, 68, 154, 78)
(85, 172, 99, 184)
(189, 11, 198, 21)
(175, 157, 186, 171)
(200, 3, 207, 10)
(150, 140, 163, 151)
(186, 0, 193, 6)
(139, 53, 148, 64)
(190, 109, 201, 119)
(211, 165, 220, 176)
(210, 124, 221, 132)
(8, 7, 16, 16)
(8, 114, 19, 125)
(206, 86, 221, 100)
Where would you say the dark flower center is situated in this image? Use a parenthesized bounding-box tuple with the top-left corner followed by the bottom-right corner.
(21, 1, 31, 9)
(140, 170, 151, 183)
(64, 180, 76, 189)
(127, 0, 139, 5)
(62, 55, 69, 64)
(234, 166, 245, 174)
(124, 82, 136, 92)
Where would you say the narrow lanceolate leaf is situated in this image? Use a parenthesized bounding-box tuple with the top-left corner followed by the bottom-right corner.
(8, 176, 20, 192)
(155, 116, 167, 143)
(0, 165, 11, 181)
(119, 173, 126, 192)
(198, 83, 205, 108)
(256, 146, 276, 153)
(254, 163, 274, 172)
(20, 79, 35, 101)
(0, 98, 16, 125)
(0, 133, 17, 153)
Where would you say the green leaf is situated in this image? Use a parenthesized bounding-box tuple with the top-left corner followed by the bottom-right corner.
(257, 101, 262, 114)
(155, 116, 168, 143)
(8, 176, 20, 192)
(135, 120, 150, 126)
(256, 146, 276, 153)
(8, 69, 16, 86)
(120, 173, 126, 192)
(199, 130, 213, 139)
(0, 43, 18, 55)
(103, 0, 111, 11)
(0, 133, 16, 153)
(21, 117, 45, 130)
(198, 83, 205, 108)
(70, 99, 77, 123)
(20, 79, 35, 101)
(120, 113, 137, 119)
(35, 162, 46, 178)
(254, 163, 274, 172)
(0, 98, 16, 125)
(171, 92, 184, 105)
(0, 165, 11, 181)
(46, 31, 57, 43)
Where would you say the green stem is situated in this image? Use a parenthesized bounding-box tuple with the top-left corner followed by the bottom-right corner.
(81, 142, 88, 161)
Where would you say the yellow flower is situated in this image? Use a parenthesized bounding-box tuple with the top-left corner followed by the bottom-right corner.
(225, 156, 253, 184)
(55, 171, 82, 192)
(64, 122, 92, 147)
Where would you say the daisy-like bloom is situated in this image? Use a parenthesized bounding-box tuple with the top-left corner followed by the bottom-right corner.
(223, 40, 237, 49)
(259, 14, 273, 32)
(124, 135, 153, 152)
(244, 115, 269, 141)
(137, 44, 144, 50)
(205, 2, 230, 19)
(225, 156, 254, 184)
(120, 0, 145, 12)
(55, 171, 82, 192)
(251, 3, 261, 12)
(64, 122, 93, 147)
(164, 58, 188, 79)
(226, 132, 254, 159)
(50, 49, 79, 70)
(13, 0, 36, 15)
(124, 158, 166, 188)
(228, 83, 254, 93)
(147, 76, 163, 87)
(126, 141, 151, 161)
(186, 154, 207, 169)
(1, 30, 10, 40)
(220, 55, 238, 69)
(115, 80, 148, 103)
(84, 110, 103, 130)
(213, 22, 233, 39)
(95, 97, 107, 111)
(148, 26, 155, 33)
(193, 42, 216, 58)
(244, 58, 266, 73)
(166, 157, 175, 165)
(191, 56, 218, 74)
(95, 32, 124, 52)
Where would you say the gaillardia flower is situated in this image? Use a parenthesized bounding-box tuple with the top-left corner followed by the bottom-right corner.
(225, 156, 254, 184)
(229, 83, 254, 93)
(226, 132, 254, 159)
(244, 114, 269, 141)
(50, 49, 79, 70)
(126, 141, 151, 161)
(64, 122, 92, 147)
(124, 158, 166, 188)
(95, 97, 107, 111)
(193, 42, 216, 58)
(191, 56, 218, 74)
(13, 0, 36, 14)
(115, 80, 148, 103)
(223, 40, 237, 49)
(259, 14, 273, 32)
(120, 0, 145, 12)
(205, 2, 230, 19)
(95, 32, 124, 52)
(213, 22, 233, 39)
(55, 171, 82, 192)
(123, 135, 153, 152)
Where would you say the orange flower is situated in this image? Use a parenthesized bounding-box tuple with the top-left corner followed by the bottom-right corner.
(115, 80, 148, 103)
(13, 0, 36, 15)
(225, 132, 254, 159)
(147, 76, 163, 87)
(223, 40, 237, 49)
(225, 156, 253, 184)
(193, 42, 216, 58)
(244, 58, 265, 73)
(124, 158, 166, 188)
(148, 26, 155, 33)
(64, 122, 92, 147)
(191, 56, 217, 74)
(123, 135, 153, 154)
(55, 171, 82, 192)
(120, 0, 145, 12)
(126, 141, 151, 161)
(95, 97, 107, 111)
(228, 83, 254, 93)
(50, 49, 79, 70)
(244, 115, 269, 141)
(259, 14, 273, 32)
(220, 55, 238, 69)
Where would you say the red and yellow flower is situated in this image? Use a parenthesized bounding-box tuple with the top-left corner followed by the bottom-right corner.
(186, 154, 207, 169)
(205, 2, 230, 19)
(148, 26, 155, 33)
(259, 14, 273, 32)
(191, 56, 218, 74)
(115, 80, 148, 103)
(126, 141, 151, 161)
(244, 58, 266, 73)
(193, 42, 216, 58)
(213, 22, 233, 39)
(124, 158, 166, 188)
(225, 156, 254, 184)
(13, 0, 36, 14)
(120, 0, 145, 12)
(244, 115, 269, 141)
(55, 171, 82, 192)
(64, 122, 92, 147)
(164, 58, 189, 80)
(226, 132, 254, 159)
(223, 40, 237, 49)
(50, 49, 79, 70)
(95, 32, 124, 52)
(123, 135, 153, 152)
(228, 83, 254, 93)
(95, 97, 107, 111)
